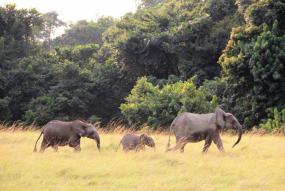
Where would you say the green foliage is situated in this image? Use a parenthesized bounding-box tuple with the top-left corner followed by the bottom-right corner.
(22, 51, 125, 125)
(0, 4, 44, 121)
(0, 97, 11, 121)
(244, 0, 285, 30)
(235, 0, 257, 14)
(219, 0, 285, 128)
(54, 44, 99, 68)
(53, 17, 115, 47)
(6, 54, 60, 121)
(137, 0, 164, 8)
(260, 108, 285, 130)
(199, 77, 226, 104)
(0, 4, 43, 69)
(1, 1, 285, 131)
(120, 77, 216, 128)
(39, 11, 65, 50)
(24, 96, 61, 125)
(103, 0, 241, 83)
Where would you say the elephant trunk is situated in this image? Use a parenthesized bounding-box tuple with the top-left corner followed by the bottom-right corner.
(90, 131, 100, 151)
(232, 125, 242, 148)
(95, 133, 100, 151)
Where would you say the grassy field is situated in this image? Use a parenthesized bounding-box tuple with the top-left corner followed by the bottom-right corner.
(0, 129, 285, 191)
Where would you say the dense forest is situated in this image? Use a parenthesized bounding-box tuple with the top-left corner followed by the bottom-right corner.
(0, 0, 284, 130)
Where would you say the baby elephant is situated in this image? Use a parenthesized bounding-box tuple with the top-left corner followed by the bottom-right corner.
(117, 133, 155, 152)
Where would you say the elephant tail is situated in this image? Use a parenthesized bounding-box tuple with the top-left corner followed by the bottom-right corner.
(167, 132, 171, 149)
(33, 131, 43, 152)
(115, 141, 122, 152)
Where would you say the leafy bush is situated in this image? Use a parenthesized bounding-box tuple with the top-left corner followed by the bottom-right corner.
(199, 77, 226, 103)
(260, 108, 285, 131)
(120, 77, 217, 129)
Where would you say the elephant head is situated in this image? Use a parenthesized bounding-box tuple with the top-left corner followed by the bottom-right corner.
(74, 120, 100, 151)
(215, 107, 242, 148)
(139, 134, 155, 148)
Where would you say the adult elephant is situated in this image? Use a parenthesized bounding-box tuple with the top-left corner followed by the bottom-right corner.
(166, 107, 242, 153)
(33, 120, 100, 152)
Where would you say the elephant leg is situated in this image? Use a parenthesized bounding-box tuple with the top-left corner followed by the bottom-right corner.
(170, 137, 188, 152)
(40, 140, 49, 153)
(74, 145, 81, 152)
(135, 144, 145, 152)
(180, 142, 188, 153)
(52, 145, 58, 152)
(123, 147, 129, 152)
(69, 136, 81, 152)
(202, 135, 212, 153)
(72, 139, 81, 152)
(213, 133, 224, 152)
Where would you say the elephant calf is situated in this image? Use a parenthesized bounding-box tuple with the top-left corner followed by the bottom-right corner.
(117, 133, 155, 152)
(34, 120, 100, 152)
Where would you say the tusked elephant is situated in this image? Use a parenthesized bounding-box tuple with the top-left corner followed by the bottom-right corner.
(33, 120, 100, 152)
(116, 133, 155, 152)
(166, 107, 242, 153)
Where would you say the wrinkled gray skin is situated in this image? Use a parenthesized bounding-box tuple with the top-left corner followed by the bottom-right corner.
(117, 133, 155, 152)
(34, 120, 100, 152)
(166, 107, 242, 153)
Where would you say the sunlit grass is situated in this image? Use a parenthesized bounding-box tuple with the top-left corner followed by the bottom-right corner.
(0, 129, 285, 191)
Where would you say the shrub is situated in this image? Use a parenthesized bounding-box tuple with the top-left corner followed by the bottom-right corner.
(199, 77, 226, 103)
(120, 77, 217, 129)
(260, 108, 285, 131)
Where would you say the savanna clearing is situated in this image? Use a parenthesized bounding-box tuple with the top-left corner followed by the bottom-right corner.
(0, 129, 285, 191)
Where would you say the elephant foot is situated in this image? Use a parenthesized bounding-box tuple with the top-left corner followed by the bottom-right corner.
(219, 149, 225, 153)
(73, 145, 81, 152)
(52, 146, 58, 152)
(165, 147, 172, 152)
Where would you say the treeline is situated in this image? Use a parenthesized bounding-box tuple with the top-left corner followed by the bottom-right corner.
(0, 0, 284, 130)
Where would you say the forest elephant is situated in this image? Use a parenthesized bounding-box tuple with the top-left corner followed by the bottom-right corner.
(166, 107, 242, 153)
(33, 120, 100, 152)
(116, 133, 155, 152)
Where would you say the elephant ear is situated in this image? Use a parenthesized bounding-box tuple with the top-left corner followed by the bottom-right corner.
(215, 107, 226, 128)
(225, 113, 233, 121)
(74, 125, 88, 137)
(139, 134, 147, 144)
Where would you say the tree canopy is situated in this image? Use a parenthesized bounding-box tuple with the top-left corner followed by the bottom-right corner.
(0, 0, 284, 130)
(53, 17, 115, 47)
(219, 0, 285, 128)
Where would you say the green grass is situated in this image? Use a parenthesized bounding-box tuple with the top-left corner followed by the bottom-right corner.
(0, 130, 285, 191)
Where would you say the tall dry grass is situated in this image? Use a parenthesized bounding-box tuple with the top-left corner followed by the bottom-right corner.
(0, 124, 285, 191)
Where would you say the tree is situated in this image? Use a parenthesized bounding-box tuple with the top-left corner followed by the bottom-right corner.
(103, 0, 242, 84)
(136, 0, 164, 8)
(0, 4, 43, 67)
(52, 17, 115, 47)
(0, 4, 44, 121)
(3, 0, 285, 130)
(235, 0, 257, 14)
(40, 11, 65, 50)
(219, 0, 285, 128)
(23, 44, 126, 125)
